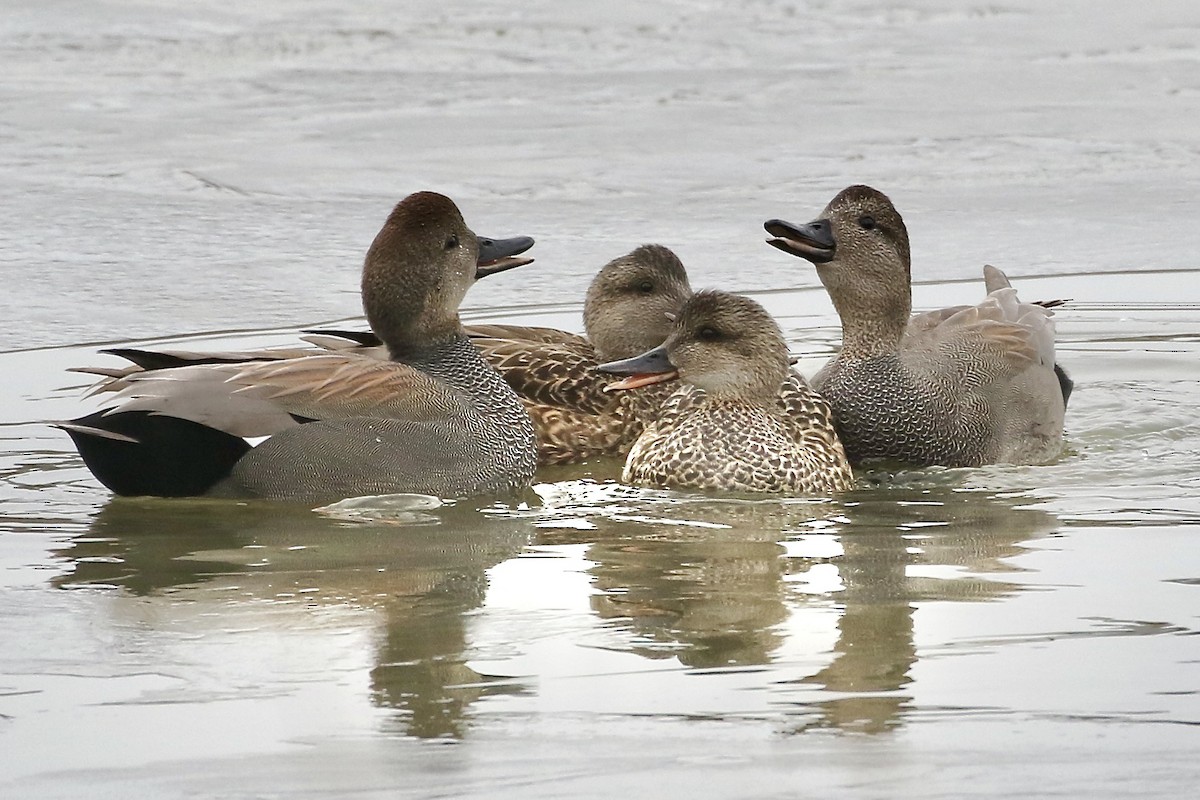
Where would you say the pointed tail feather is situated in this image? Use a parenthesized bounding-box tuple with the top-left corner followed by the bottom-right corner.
(1053, 364, 1074, 409)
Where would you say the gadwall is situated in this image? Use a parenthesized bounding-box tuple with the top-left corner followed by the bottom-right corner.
(764, 184, 1068, 467)
(598, 290, 853, 494)
(471, 244, 693, 464)
(57, 192, 538, 501)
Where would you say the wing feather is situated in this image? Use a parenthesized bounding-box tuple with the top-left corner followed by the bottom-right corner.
(464, 323, 589, 348)
(474, 336, 619, 416)
(103, 354, 468, 438)
(903, 270, 1058, 386)
(222, 355, 468, 421)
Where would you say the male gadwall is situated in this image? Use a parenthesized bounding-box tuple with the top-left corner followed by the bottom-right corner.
(764, 184, 1068, 468)
(598, 290, 853, 494)
(57, 191, 538, 501)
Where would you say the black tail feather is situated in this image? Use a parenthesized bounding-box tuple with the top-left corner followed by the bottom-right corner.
(300, 329, 382, 347)
(101, 348, 265, 371)
(58, 410, 250, 497)
(1054, 363, 1074, 409)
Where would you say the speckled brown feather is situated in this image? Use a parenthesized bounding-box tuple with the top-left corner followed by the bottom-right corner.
(464, 323, 590, 348)
(473, 334, 675, 464)
(462, 244, 695, 465)
(623, 374, 853, 494)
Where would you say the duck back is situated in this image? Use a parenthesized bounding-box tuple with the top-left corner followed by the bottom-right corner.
(212, 337, 536, 501)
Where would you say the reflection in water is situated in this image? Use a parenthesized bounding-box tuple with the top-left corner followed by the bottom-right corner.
(802, 519, 915, 734)
(580, 503, 813, 668)
(369, 575, 531, 739)
(536, 479, 1061, 734)
(51, 497, 534, 739)
(55, 499, 254, 595)
(797, 483, 1059, 733)
(48, 477, 1062, 739)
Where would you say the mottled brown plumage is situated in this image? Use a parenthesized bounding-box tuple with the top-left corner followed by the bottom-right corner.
(600, 290, 854, 495)
(471, 244, 693, 464)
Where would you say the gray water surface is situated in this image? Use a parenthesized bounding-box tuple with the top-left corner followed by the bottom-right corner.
(2, 2, 1199, 798)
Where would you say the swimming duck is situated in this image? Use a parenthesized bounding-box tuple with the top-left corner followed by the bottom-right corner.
(598, 290, 853, 494)
(469, 244, 693, 464)
(764, 184, 1068, 467)
(57, 191, 539, 501)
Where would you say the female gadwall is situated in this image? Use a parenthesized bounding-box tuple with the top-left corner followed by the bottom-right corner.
(598, 290, 853, 494)
(58, 192, 538, 501)
(469, 243, 693, 464)
(764, 184, 1068, 468)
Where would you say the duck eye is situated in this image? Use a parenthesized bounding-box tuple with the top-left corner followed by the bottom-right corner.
(444, 234, 459, 250)
(698, 326, 721, 341)
(637, 280, 654, 293)
(858, 215, 876, 231)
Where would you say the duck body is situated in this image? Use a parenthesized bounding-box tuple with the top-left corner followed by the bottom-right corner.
(65, 243, 689, 473)
(600, 290, 853, 495)
(765, 184, 1068, 468)
(622, 374, 853, 494)
(59, 192, 538, 502)
(813, 350, 1005, 467)
(209, 335, 536, 500)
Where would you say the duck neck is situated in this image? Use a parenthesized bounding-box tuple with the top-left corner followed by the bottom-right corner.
(398, 333, 483, 385)
(830, 289, 910, 358)
(381, 317, 462, 363)
(679, 370, 782, 412)
(838, 315, 908, 357)
(815, 256, 913, 358)
(362, 256, 464, 358)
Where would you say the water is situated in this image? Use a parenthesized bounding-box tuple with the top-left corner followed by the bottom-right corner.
(2, 1, 1199, 797)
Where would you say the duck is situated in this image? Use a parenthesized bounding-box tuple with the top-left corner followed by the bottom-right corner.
(470, 244, 694, 464)
(56, 191, 539, 502)
(597, 289, 854, 494)
(764, 184, 1069, 468)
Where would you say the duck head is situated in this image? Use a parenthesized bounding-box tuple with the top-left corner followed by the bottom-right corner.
(599, 289, 789, 400)
(362, 192, 534, 357)
(765, 185, 913, 340)
(583, 244, 693, 361)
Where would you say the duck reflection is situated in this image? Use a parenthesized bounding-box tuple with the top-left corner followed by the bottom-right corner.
(551, 481, 1059, 734)
(800, 483, 1059, 733)
(49, 478, 1061, 739)
(577, 502, 812, 667)
(50, 496, 534, 739)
